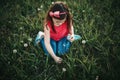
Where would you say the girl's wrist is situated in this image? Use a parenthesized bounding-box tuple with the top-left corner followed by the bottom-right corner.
(52, 54, 57, 60)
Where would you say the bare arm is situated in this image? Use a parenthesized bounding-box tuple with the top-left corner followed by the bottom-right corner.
(44, 25, 62, 63)
(69, 21, 75, 42)
(70, 25, 74, 36)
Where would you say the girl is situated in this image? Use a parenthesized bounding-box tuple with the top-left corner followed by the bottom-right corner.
(35, 1, 81, 63)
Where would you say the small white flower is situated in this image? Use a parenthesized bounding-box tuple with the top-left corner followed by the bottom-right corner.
(37, 8, 41, 11)
(8, 61, 10, 64)
(19, 27, 23, 30)
(82, 10, 85, 13)
(22, 33, 26, 36)
(40, 5, 43, 8)
(95, 76, 99, 80)
(52, 2, 54, 4)
(82, 40, 86, 44)
(13, 49, 17, 53)
(24, 43, 28, 47)
(62, 68, 66, 72)
(20, 40, 24, 43)
(8, 21, 11, 23)
(63, 1, 66, 4)
(28, 38, 32, 42)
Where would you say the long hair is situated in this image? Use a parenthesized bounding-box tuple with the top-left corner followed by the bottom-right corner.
(44, 1, 73, 33)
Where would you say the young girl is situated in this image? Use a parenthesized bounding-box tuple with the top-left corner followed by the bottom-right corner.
(35, 1, 81, 63)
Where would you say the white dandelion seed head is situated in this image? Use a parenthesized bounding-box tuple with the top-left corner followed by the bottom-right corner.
(82, 10, 85, 12)
(20, 40, 24, 43)
(82, 40, 86, 44)
(63, 1, 66, 4)
(8, 21, 11, 23)
(8, 61, 10, 64)
(62, 68, 66, 72)
(19, 27, 23, 30)
(52, 2, 55, 4)
(96, 76, 99, 80)
(13, 49, 17, 53)
(37, 8, 41, 11)
(22, 33, 26, 36)
(24, 43, 28, 47)
(40, 5, 43, 8)
(28, 38, 32, 42)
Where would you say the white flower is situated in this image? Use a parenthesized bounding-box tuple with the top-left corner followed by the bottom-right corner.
(62, 68, 66, 72)
(8, 21, 11, 23)
(24, 43, 28, 47)
(20, 40, 24, 43)
(82, 40, 86, 44)
(96, 76, 99, 80)
(22, 33, 26, 36)
(37, 8, 41, 11)
(82, 10, 85, 13)
(63, 1, 66, 4)
(19, 27, 23, 30)
(40, 5, 43, 8)
(13, 49, 17, 53)
(52, 2, 54, 4)
(28, 38, 32, 42)
(8, 61, 10, 64)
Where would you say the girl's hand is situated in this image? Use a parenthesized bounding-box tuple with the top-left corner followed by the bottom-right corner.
(54, 56, 63, 64)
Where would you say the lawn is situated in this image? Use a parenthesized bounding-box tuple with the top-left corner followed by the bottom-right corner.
(0, 0, 120, 80)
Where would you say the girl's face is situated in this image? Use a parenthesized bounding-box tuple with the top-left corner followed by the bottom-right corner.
(52, 17, 66, 26)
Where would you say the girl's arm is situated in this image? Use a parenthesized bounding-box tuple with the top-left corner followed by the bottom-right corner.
(69, 21, 75, 42)
(70, 25, 74, 36)
(44, 25, 62, 63)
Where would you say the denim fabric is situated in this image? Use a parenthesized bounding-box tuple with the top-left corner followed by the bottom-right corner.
(57, 37, 71, 55)
(40, 37, 71, 56)
(40, 38, 57, 55)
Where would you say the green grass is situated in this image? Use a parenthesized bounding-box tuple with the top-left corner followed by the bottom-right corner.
(0, 0, 120, 80)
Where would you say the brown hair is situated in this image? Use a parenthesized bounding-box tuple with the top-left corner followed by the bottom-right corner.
(44, 1, 73, 33)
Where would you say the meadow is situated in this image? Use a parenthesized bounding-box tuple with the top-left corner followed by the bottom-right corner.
(0, 0, 120, 80)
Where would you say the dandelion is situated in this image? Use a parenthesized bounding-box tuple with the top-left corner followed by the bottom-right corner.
(62, 68, 66, 72)
(20, 40, 24, 43)
(28, 38, 32, 42)
(19, 27, 23, 30)
(82, 40, 86, 44)
(24, 43, 28, 47)
(75, 29, 78, 32)
(22, 33, 26, 37)
(63, 1, 66, 4)
(52, 2, 54, 4)
(40, 5, 43, 8)
(8, 61, 10, 64)
(82, 10, 85, 13)
(37, 8, 41, 11)
(13, 49, 17, 53)
(8, 21, 11, 23)
(95, 76, 99, 80)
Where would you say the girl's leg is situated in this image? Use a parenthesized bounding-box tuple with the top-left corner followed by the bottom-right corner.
(57, 37, 71, 55)
(34, 31, 44, 46)
(40, 38, 57, 56)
